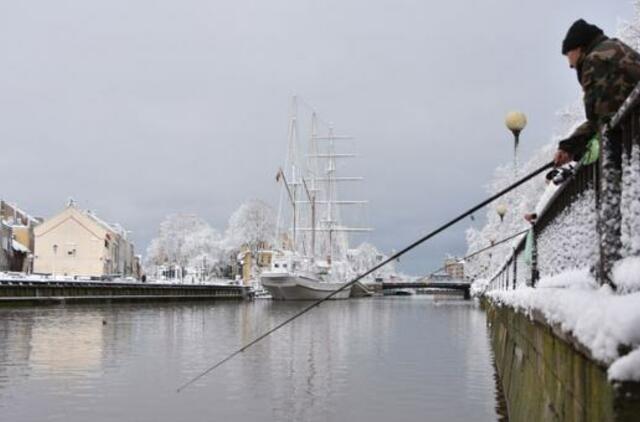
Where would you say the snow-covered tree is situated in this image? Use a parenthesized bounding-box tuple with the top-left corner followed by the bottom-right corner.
(618, 0, 640, 50)
(182, 224, 223, 269)
(144, 200, 278, 280)
(223, 199, 276, 255)
(347, 242, 395, 281)
(145, 214, 222, 275)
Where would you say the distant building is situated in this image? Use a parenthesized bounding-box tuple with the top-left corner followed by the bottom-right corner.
(33, 203, 136, 278)
(0, 200, 42, 272)
(256, 241, 273, 268)
(0, 200, 42, 228)
(238, 248, 252, 285)
(444, 257, 464, 280)
(239, 242, 273, 285)
(133, 255, 143, 280)
(0, 222, 11, 271)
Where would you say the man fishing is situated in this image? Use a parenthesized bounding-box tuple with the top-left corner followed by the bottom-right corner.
(551, 19, 640, 282)
(554, 19, 640, 166)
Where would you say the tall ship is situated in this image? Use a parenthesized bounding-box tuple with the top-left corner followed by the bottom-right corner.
(261, 97, 372, 300)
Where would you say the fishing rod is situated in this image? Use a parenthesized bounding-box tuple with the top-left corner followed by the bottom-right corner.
(423, 227, 531, 279)
(176, 160, 553, 393)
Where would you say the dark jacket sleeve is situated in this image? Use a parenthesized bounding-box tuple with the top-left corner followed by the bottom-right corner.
(558, 120, 596, 159)
(557, 52, 610, 159)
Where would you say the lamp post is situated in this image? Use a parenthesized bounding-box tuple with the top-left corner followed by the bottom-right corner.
(52, 244, 58, 279)
(496, 203, 508, 223)
(488, 236, 496, 274)
(505, 111, 527, 178)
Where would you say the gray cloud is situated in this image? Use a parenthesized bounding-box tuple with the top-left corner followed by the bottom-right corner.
(0, 0, 632, 274)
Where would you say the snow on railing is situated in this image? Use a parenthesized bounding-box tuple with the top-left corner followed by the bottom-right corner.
(486, 83, 640, 292)
(536, 175, 598, 278)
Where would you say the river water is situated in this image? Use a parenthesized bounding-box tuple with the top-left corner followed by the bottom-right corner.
(0, 297, 505, 421)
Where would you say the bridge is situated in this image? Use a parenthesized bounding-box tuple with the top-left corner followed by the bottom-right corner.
(381, 282, 471, 299)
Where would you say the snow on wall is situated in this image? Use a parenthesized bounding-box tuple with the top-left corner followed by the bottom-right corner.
(621, 143, 640, 258)
(613, 256, 640, 294)
(609, 348, 640, 382)
(535, 188, 598, 278)
(487, 268, 640, 381)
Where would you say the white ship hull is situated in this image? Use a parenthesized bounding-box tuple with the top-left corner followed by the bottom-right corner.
(261, 272, 352, 300)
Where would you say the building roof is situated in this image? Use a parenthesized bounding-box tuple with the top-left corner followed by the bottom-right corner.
(35, 204, 120, 239)
(0, 200, 41, 226)
(12, 239, 29, 253)
(83, 209, 126, 237)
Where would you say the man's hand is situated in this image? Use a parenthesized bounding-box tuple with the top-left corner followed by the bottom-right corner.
(554, 149, 571, 167)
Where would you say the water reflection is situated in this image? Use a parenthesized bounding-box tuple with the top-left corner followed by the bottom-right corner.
(0, 298, 504, 421)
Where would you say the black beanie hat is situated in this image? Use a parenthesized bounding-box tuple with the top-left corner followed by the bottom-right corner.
(562, 19, 604, 54)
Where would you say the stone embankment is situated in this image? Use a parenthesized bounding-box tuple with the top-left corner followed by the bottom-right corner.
(482, 288, 640, 422)
(0, 278, 250, 305)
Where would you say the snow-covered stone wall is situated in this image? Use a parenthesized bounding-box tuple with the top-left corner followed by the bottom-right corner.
(621, 143, 640, 258)
(536, 188, 599, 278)
(485, 297, 640, 421)
(484, 265, 640, 378)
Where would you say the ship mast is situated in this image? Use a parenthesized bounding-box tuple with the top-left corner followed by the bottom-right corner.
(278, 96, 373, 263)
(286, 96, 299, 251)
(301, 178, 316, 260)
(307, 121, 372, 265)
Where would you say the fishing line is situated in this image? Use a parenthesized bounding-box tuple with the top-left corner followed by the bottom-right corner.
(176, 161, 553, 393)
(424, 228, 531, 279)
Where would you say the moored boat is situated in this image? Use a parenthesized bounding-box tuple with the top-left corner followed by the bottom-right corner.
(261, 97, 371, 300)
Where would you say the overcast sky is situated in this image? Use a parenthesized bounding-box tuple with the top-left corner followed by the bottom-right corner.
(0, 0, 633, 274)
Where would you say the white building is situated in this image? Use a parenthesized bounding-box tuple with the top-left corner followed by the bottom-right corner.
(33, 203, 137, 278)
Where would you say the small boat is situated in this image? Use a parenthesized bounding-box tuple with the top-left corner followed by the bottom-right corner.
(250, 282, 273, 300)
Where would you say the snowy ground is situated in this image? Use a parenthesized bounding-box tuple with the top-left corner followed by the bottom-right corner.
(477, 257, 640, 383)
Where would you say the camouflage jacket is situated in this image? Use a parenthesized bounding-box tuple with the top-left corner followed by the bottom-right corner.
(559, 35, 640, 158)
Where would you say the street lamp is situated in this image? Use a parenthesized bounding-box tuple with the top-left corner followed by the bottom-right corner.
(52, 244, 58, 279)
(488, 236, 496, 273)
(505, 111, 527, 178)
(496, 203, 508, 222)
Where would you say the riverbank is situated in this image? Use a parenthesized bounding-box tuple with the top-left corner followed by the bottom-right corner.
(0, 278, 251, 305)
(479, 265, 640, 421)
